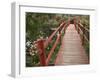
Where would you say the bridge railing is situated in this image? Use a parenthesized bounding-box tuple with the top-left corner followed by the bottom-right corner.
(74, 17, 89, 45)
(34, 20, 69, 66)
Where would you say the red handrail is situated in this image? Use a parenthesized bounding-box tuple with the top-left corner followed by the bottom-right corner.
(35, 21, 68, 66)
(74, 16, 89, 45)
(44, 21, 66, 48)
(46, 34, 61, 65)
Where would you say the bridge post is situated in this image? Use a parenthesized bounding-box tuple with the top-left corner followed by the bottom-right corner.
(82, 24, 85, 45)
(64, 25, 66, 34)
(37, 39, 46, 66)
(59, 27, 62, 44)
(78, 24, 80, 34)
(62, 21, 66, 34)
(74, 17, 77, 30)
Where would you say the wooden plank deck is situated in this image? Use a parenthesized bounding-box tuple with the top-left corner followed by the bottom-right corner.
(55, 24, 89, 65)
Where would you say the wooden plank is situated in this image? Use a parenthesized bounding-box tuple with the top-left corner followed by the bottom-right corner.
(56, 24, 89, 65)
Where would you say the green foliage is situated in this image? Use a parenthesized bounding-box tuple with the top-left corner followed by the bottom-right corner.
(26, 53, 39, 67)
(26, 13, 67, 41)
(80, 15, 90, 29)
(26, 12, 67, 67)
(84, 42, 90, 57)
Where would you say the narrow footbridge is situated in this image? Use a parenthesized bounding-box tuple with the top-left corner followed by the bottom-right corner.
(55, 24, 89, 65)
(34, 17, 89, 66)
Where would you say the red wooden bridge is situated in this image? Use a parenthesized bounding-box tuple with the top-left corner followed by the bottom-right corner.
(34, 17, 89, 66)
